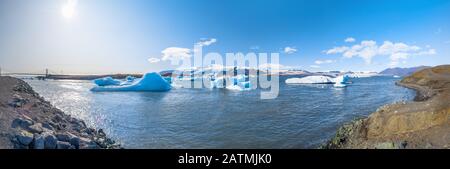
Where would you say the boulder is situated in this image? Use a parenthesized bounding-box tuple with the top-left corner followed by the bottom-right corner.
(44, 134, 57, 149)
(16, 130, 34, 146)
(56, 132, 77, 142)
(42, 122, 54, 130)
(27, 123, 44, 134)
(70, 137, 81, 149)
(33, 134, 45, 149)
(11, 118, 33, 129)
(16, 130, 33, 146)
(55, 133, 71, 142)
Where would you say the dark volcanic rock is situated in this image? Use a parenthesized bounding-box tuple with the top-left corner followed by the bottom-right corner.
(44, 134, 57, 149)
(16, 130, 34, 146)
(0, 76, 121, 149)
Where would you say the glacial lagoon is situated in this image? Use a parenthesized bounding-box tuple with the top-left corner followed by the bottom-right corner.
(25, 76, 414, 148)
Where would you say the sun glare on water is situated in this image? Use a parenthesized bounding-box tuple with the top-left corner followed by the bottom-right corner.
(62, 0, 77, 19)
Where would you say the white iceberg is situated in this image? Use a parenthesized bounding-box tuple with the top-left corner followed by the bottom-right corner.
(285, 76, 334, 84)
(91, 72, 171, 92)
(286, 75, 350, 87)
(332, 75, 349, 88)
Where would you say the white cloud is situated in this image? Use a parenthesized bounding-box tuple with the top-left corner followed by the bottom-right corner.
(148, 57, 161, 63)
(284, 47, 297, 54)
(345, 37, 356, 43)
(325, 46, 349, 54)
(161, 47, 192, 61)
(315, 59, 335, 65)
(196, 38, 217, 47)
(325, 40, 436, 66)
(156, 38, 217, 63)
(310, 65, 320, 68)
(415, 49, 436, 56)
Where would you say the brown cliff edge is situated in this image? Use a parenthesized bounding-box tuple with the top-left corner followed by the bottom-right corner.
(324, 65, 450, 149)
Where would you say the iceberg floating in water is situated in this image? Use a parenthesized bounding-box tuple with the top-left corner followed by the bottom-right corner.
(91, 72, 171, 92)
(205, 75, 252, 91)
(285, 76, 334, 84)
(93, 77, 122, 86)
(333, 75, 349, 88)
(286, 75, 350, 88)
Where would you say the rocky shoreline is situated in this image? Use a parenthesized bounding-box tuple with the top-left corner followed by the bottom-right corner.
(0, 76, 121, 149)
(323, 65, 450, 149)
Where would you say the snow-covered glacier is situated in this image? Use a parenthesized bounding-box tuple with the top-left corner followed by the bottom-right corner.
(91, 72, 171, 92)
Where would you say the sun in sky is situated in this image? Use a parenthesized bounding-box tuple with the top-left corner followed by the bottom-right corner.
(61, 0, 77, 19)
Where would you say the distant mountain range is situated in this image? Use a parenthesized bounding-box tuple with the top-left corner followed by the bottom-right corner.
(379, 66, 430, 77)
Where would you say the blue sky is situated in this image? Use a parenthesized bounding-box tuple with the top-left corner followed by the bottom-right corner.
(0, 0, 449, 74)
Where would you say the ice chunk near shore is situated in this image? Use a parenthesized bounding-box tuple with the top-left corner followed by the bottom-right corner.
(285, 76, 334, 84)
(93, 77, 122, 86)
(91, 72, 171, 92)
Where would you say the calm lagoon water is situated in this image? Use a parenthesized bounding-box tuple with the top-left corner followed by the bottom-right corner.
(25, 76, 414, 148)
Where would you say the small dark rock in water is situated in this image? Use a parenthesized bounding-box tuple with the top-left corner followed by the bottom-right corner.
(83, 128, 96, 135)
(33, 134, 45, 149)
(16, 130, 34, 146)
(96, 138, 107, 148)
(44, 134, 57, 149)
(105, 138, 115, 145)
(56, 141, 73, 149)
(98, 129, 106, 137)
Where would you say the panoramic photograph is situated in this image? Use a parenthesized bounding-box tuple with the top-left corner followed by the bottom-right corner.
(0, 0, 449, 166)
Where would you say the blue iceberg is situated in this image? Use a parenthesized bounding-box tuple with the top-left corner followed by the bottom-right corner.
(208, 75, 252, 91)
(93, 77, 122, 86)
(91, 72, 171, 92)
(333, 75, 350, 88)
